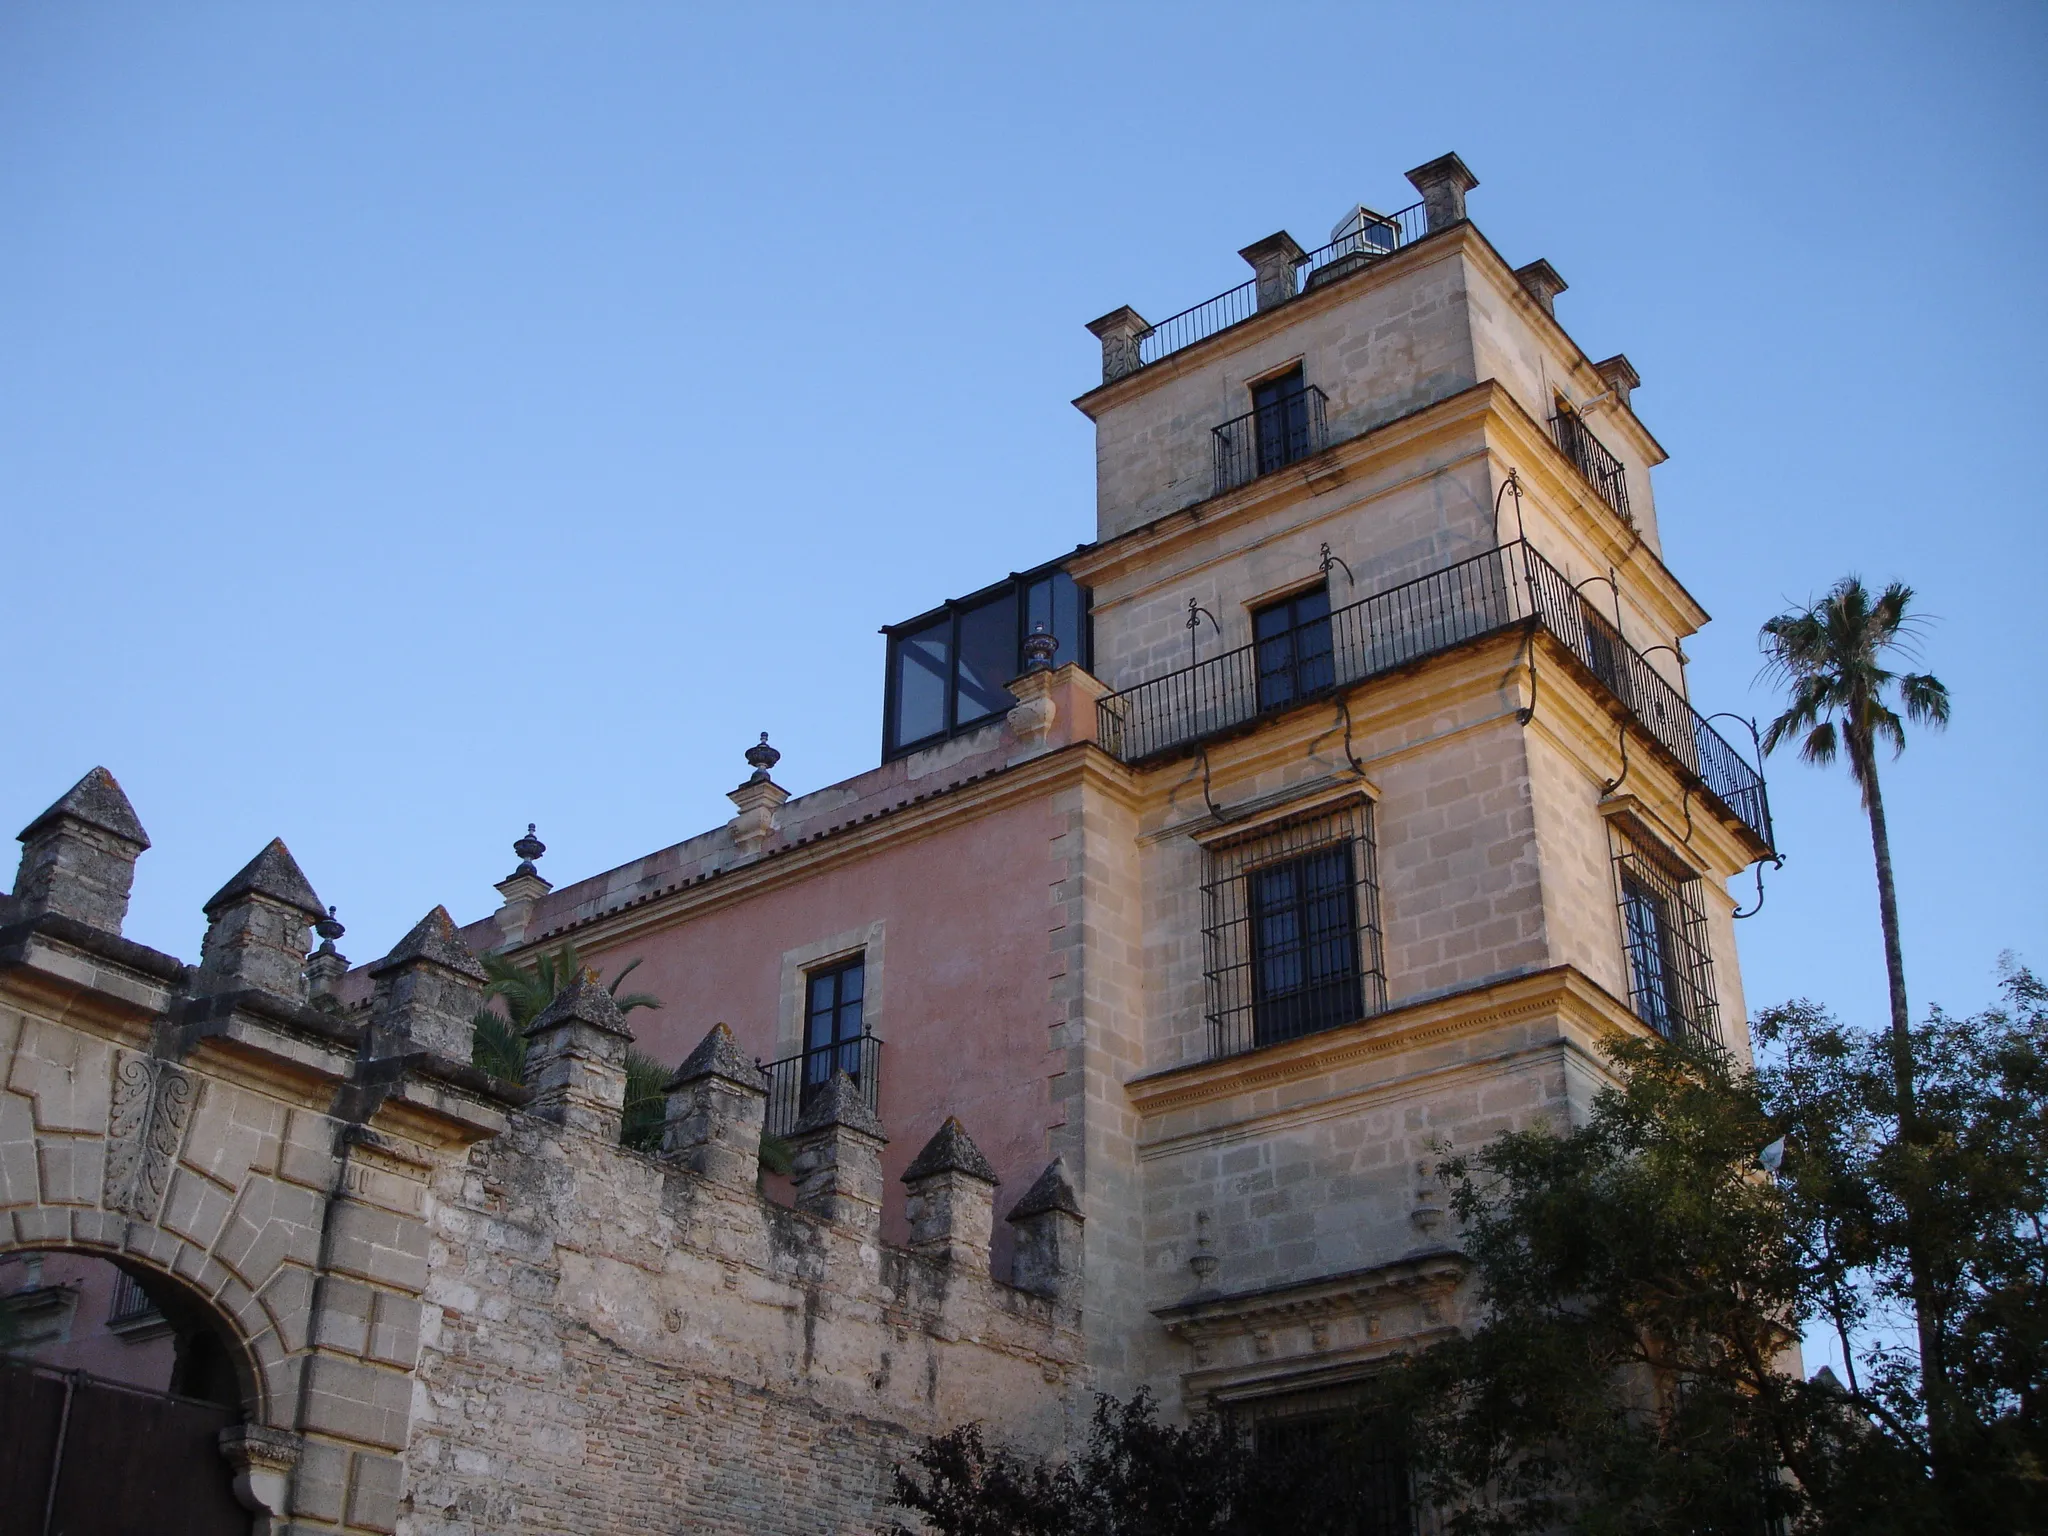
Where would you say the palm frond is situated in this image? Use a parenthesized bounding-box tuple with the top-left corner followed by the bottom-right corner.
(620, 1049, 672, 1153)
(471, 1007, 527, 1083)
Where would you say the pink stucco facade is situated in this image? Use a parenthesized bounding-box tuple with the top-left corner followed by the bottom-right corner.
(576, 789, 1065, 1258)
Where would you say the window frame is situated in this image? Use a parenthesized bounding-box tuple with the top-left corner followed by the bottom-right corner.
(801, 953, 869, 1095)
(1252, 581, 1336, 713)
(881, 558, 1092, 760)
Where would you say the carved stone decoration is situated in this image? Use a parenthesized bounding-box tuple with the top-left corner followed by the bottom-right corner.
(103, 1049, 195, 1221)
(219, 1424, 302, 1530)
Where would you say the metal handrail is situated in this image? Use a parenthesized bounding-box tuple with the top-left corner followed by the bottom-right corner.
(757, 1034, 882, 1140)
(1549, 411, 1631, 520)
(1212, 385, 1330, 495)
(1094, 540, 1773, 850)
(1133, 201, 1429, 370)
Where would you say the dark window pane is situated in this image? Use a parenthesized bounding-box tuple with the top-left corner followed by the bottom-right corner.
(1249, 843, 1362, 1046)
(891, 620, 950, 748)
(1621, 877, 1679, 1037)
(1254, 585, 1335, 711)
(1025, 572, 1088, 673)
(954, 593, 1017, 725)
(1253, 368, 1309, 474)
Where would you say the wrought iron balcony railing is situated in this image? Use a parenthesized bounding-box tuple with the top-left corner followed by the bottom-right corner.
(1134, 202, 1430, 371)
(1095, 541, 1774, 851)
(1549, 410, 1631, 520)
(1213, 386, 1329, 496)
(758, 1034, 882, 1140)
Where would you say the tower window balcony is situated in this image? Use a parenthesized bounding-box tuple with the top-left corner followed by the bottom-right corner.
(1213, 374, 1329, 496)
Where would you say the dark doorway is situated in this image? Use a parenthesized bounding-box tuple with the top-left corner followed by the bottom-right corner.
(0, 1361, 248, 1535)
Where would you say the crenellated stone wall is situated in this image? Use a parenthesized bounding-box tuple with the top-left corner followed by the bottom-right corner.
(0, 768, 1084, 1536)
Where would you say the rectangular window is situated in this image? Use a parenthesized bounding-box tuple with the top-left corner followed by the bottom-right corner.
(1202, 799, 1385, 1059)
(883, 563, 1092, 758)
(1254, 584, 1335, 712)
(1250, 845, 1363, 1046)
(803, 955, 867, 1099)
(1610, 827, 1719, 1047)
(1252, 366, 1312, 477)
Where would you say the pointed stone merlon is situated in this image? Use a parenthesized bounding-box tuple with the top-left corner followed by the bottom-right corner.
(1405, 152, 1479, 233)
(368, 907, 487, 1061)
(524, 971, 634, 1140)
(1594, 354, 1641, 410)
(662, 1023, 767, 1190)
(1239, 231, 1307, 313)
(902, 1117, 999, 1269)
(1513, 259, 1568, 319)
(194, 839, 326, 1002)
(11, 767, 150, 933)
(1006, 1156, 1083, 1300)
(1086, 306, 1152, 385)
(789, 1072, 887, 1233)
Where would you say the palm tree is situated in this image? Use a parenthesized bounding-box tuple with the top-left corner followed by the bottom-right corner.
(1759, 575, 1951, 1472)
(471, 943, 669, 1150)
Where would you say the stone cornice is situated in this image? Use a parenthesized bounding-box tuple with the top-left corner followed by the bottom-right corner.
(1124, 965, 1640, 1123)
(520, 742, 1137, 957)
(1155, 1250, 1466, 1336)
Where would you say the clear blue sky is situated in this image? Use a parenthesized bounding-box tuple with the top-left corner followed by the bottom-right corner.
(4, 3, 2043, 1041)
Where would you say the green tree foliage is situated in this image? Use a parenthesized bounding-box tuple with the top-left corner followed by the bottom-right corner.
(1392, 973, 2045, 1534)
(467, 942, 670, 1151)
(888, 1390, 1406, 1536)
(888, 978, 2045, 1535)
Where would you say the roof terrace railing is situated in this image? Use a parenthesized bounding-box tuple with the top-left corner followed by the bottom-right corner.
(1133, 201, 1429, 371)
(1095, 541, 1773, 851)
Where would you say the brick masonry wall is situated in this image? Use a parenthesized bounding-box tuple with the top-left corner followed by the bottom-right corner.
(406, 1112, 1085, 1535)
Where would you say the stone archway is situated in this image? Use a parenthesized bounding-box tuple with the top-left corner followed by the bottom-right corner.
(3, 769, 519, 1535)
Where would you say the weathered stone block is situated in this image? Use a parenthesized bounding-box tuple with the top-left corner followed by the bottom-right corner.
(193, 839, 326, 1003)
(789, 1072, 887, 1233)
(523, 971, 632, 1141)
(367, 907, 487, 1063)
(1007, 1157, 1083, 1300)
(660, 1022, 767, 1190)
(902, 1116, 998, 1270)
(11, 767, 150, 933)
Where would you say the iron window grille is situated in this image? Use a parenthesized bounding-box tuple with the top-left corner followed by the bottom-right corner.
(1236, 1386, 1415, 1535)
(1609, 825, 1720, 1049)
(107, 1270, 156, 1325)
(1202, 799, 1386, 1060)
(1213, 380, 1330, 496)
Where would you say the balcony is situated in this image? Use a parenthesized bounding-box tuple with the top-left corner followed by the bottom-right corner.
(1095, 541, 1774, 852)
(1213, 385, 1329, 496)
(759, 1033, 882, 1139)
(1550, 409, 1631, 520)
(1132, 202, 1430, 372)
